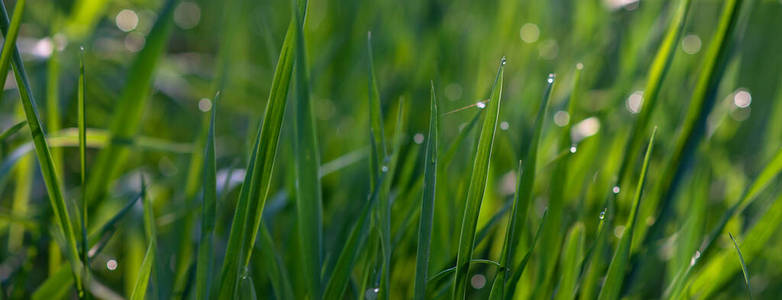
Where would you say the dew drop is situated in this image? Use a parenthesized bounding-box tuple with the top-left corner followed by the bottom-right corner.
(576, 62, 584, 70)
(689, 250, 701, 266)
(106, 259, 118, 271)
(501, 57, 507, 66)
(547, 73, 555, 84)
(365, 288, 380, 300)
(599, 209, 606, 220)
(569, 145, 577, 153)
(476, 101, 487, 109)
(612, 186, 620, 194)
(381, 166, 389, 173)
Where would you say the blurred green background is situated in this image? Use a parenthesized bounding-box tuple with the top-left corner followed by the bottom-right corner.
(1, 0, 782, 298)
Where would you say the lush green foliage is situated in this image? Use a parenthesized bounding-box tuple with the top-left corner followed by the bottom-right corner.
(1, 0, 782, 299)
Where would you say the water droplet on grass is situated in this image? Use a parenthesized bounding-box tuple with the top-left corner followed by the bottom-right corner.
(476, 101, 486, 109)
(612, 186, 621, 194)
(547, 73, 555, 83)
(365, 288, 380, 300)
(569, 145, 577, 153)
(599, 209, 606, 220)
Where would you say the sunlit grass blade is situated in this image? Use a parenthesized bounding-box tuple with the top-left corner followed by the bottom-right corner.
(292, 0, 323, 297)
(195, 91, 219, 300)
(554, 222, 585, 300)
(0, 120, 26, 143)
(0, 0, 84, 297)
(216, 1, 305, 298)
(492, 73, 554, 299)
(645, 0, 745, 244)
(452, 57, 505, 300)
(130, 178, 157, 300)
(597, 128, 657, 300)
(323, 172, 387, 299)
(728, 233, 752, 299)
(85, 0, 178, 202)
(413, 81, 439, 300)
(612, 0, 692, 198)
(77, 46, 89, 279)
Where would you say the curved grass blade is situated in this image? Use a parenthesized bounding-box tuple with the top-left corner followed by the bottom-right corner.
(130, 178, 157, 300)
(0, 0, 85, 296)
(505, 208, 549, 299)
(323, 172, 387, 299)
(452, 57, 505, 300)
(597, 128, 657, 300)
(413, 81, 439, 300)
(0, 121, 26, 143)
(645, 0, 745, 245)
(215, 1, 305, 298)
(554, 223, 585, 300)
(195, 92, 219, 300)
(292, 0, 323, 297)
(0, 0, 23, 87)
(729, 233, 752, 300)
(85, 0, 178, 202)
(491, 73, 554, 300)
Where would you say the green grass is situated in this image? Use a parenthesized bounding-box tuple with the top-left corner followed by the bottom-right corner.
(2, 0, 782, 299)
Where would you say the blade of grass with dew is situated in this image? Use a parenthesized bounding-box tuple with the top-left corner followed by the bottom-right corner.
(0, 121, 26, 143)
(492, 72, 555, 300)
(85, 0, 178, 202)
(452, 57, 505, 300)
(323, 172, 387, 299)
(0, 0, 85, 296)
(413, 81, 439, 300)
(538, 64, 582, 300)
(644, 0, 744, 246)
(195, 92, 219, 300)
(554, 222, 585, 300)
(580, 207, 609, 300)
(292, 0, 323, 297)
(130, 178, 157, 300)
(597, 128, 656, 300)
(728, 233, 752, 299)
(77, 46, 89, 282)
(215, 1, 304, 297)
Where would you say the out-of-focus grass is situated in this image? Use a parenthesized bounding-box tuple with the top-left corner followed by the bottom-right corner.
(1, 0, 782, 299)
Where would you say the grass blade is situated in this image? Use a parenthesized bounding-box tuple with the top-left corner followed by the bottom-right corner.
(216, 2, 305, 296)
(0, 121, 26, 143)
(85, 0, 178, 202)
(492, 73, 554, 299)
(130, 178, 157, 300)
(195, 92, 219, 300)
(554, 223, 585, 300)
(452, 57, 505, 300)
(77, 46, 89, 279)
(597, 128, 657, 300)
(413, 81, 439, 300)
(0, 0, 84, 296)
(728, 233, 752, 299)
(505, 208, 549, 299)
(0, 0, 23, 87)
(292, 1, 323, 298)
(323, 172, 387, 299)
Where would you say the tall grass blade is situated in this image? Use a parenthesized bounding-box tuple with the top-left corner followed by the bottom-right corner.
(85, 0, 178, 202)
(216, 1, 305, 297)
(505, 208, 549, 299)
(323, 172, 387, 299)
(195, 92, 219, 300)
(413, 81, 439, 300)
(728, 233, 752, 300)
(597, 128, 657, 300)
(491, 72, 554, 299)
(0, 0, 84, 296)
(645, 0, 744, 244)
(452, 57, 505, 300)
(554, 223, 585, 300)
(77, 46, 89, 278)
(292, 1, 323, 298)
(0, 0, 23, 87)
(130, 178, 157, 300)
